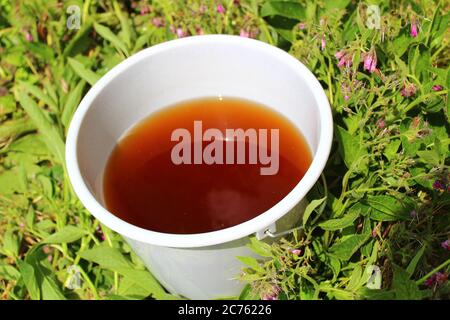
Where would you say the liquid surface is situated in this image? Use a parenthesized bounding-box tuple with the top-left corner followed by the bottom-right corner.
(103, 97, 312, 234)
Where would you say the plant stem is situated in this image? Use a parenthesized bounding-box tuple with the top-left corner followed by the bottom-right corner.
(416, 258, 450, 285)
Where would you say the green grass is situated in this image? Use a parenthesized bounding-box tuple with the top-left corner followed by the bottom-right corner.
(0, 0, 449, 300)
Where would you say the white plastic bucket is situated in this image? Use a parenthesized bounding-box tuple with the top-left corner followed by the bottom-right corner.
(66, 35, 333, 299)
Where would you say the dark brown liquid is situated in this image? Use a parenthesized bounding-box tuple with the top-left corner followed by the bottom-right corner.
(103, 97, 312, 234)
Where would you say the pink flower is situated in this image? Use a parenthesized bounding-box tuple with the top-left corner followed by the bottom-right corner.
(239, 29, 250, 38)
(400, 83, 416, 97)
(344, 95, 350, 101)
(335, 50, 344, 59)
(363, 50, 377, 73)
(335, 50, 353, 68)
(217, 4, 225, 14)
(425, 272, 448, 287)
(435, 272, 448, 285)
(24, 31, 33, 42)
(140, 5, 150, 15)
(411, 22, 418, 37)
(376, 118, 386, 129)
(291, 249, 302, 255)
(176, 28, 185, 38)
(410, 210, 418, 219)
(262, 285, 281, 300)
(298, 22, 306, 30)
(441, 240, 450, 250)
(425, 276, 435, 287)
(321, 36, 326, 51)
(432, 85, 443, 91)
(152, 17, 164, 28)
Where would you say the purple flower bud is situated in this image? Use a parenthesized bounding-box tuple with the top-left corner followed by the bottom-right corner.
(376, 118, 386, 129)
(262, 285, 281, 300)
(425, 275, 435, 287)
(140, 5, 150, 15)
(435, 272, 448, 285)
(176, 28, 185, 38)
(432, 179, 446, 191)
(410, 210, 417, 219)
(411, 22, 418, 37)
(291, 249, 302, 255)
(344, 95, 350, 101)
(152, 17, 164, 28)
(239, 29, 250, 38)
(400, 84, 416, 97)
(298, 22, 306, 30)
(24, 31, 33, 42)
(321, 36, 326, 51)
(217, 4, 225, 14)
(441, 240, 450, 251)
(432, 85, 442, 91)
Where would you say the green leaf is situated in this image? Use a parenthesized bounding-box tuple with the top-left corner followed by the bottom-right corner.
(260, 1, 306, 21)
(0, 95, 16, 115)
(63, 21, 94, 57)
(42, 226, 87, 244)
(18, 81, 58, 111)
(329, 233, 370, 261)
(0, 169, 27, 195)
(80, 246, 167, 299)
(366, 195, 412, 221)
(67, 58, 101, 86)
(406, 245, 426, 277)
(239, 283, 259, 300)
(17, 91, 65, 164)
(358, 288, 395, 300)
(80, 246, 131, 269)
(61, 80, 85, 128)
(25, 247, 66, 300)
(114, 267, 167, 299)
(247, 236, 272, 257)
(392, 264, 423, 300)
(0, 263, 21, 281)
(302, 196, 326, 225)
(9, 134, 50, 156)
(2, 229, 20, 258)
(264, 16, 298, 43)
(18, 260, 40, 300)
(94, 23, 130, 57)
(237, 256, 264, 273)
(335, 126, 368, 171)
(383, 139, 401, 162)
(323, 0, 350, 11)
(319, 206, 360, 231)
(113, 0, 133, 49)
(416, 149, 440, 166)
(0, 118, 36, 141)
(346, 264, 363, 291)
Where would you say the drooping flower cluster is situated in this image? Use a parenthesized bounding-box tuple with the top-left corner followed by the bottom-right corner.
(362, 50, 377, 73)
(262, 285, 281, 300)
(425, 272, 448, 287)
(400, 83, 416, 97)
